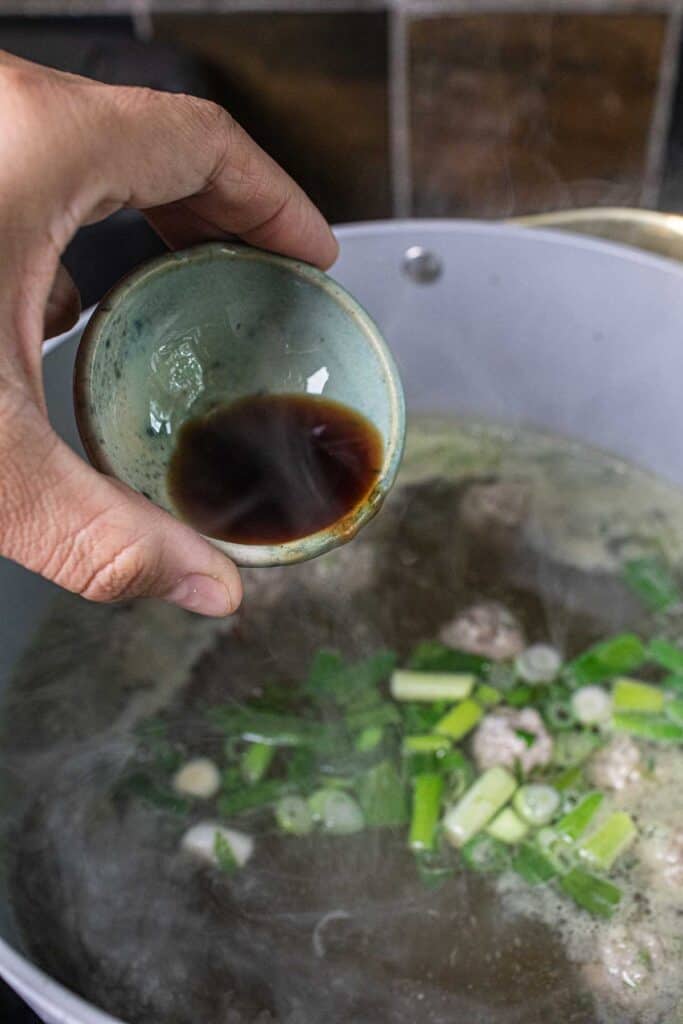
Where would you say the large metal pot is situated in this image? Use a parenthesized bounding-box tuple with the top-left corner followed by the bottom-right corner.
(3, 217, 683, 1023)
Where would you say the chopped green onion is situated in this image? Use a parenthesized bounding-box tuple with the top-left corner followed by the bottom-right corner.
(475, 683, 502, 707)
(622, 557, 680, 612)
(409, 772, 444, 851)
(513, 784, 560, 826)
(665, 699, 683, 726)
(486, 807, 529, 844)
(461, 833, 509, 873)
(275, 795, 314, 836)
(390, 670, 475, 703)
(560, 866, 621, 917)
(208, 707, 335, 749)
(552, 763, 584, 792)
(409, 641, 489, 675)
(536, 827, 576, 872)
(434, 698, 483, 741)
(664, 674, 683, 695)
(648, 638, 683, 673)
(182, 823, 253, 870)
(571, 686, 612, 725)
(345, 703, 401, 734)
(219, 779, 293, 817)
(240, 742, 275, 784)
(543, 698, 576, 731)
(439, 749, 475, 800)
(551, 729, 601, 768)
(556, 791, 604, 841)
(308, 789, 364, 835)
(567, 634, 645, 685)
(443, 766, 517, 847)
(613, 677, 665, 714)
(355, 726, 384, 752)
(612, 712, 683, 742)
(214, 831, 239, 873)
(515, 728, 537, 747)
(515, 644, 562, 684)
(285, 746, 317, 789)
(579, 811, 637, 870)
(506, 684, 535, 708)
(305, 649, 396, 706)
(402, 734, 453, 755)
(511, 841, 558, 884)
(358, 759, 408, 827)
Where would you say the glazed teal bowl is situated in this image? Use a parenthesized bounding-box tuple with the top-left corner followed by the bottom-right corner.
(74, 241, 405, 567)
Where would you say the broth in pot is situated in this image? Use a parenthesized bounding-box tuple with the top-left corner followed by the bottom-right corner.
(3, 414, 683, 1024)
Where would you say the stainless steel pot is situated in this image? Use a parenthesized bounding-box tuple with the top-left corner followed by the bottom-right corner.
(3, 214, 683, 1024)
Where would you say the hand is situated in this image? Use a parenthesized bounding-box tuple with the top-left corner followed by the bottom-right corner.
(0, 52, 337, 616)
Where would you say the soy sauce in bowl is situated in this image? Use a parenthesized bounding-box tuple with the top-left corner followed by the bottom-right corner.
(167, 394, 384, 544)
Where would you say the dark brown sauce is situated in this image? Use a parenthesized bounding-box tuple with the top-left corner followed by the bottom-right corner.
(167, 394, 384, 544)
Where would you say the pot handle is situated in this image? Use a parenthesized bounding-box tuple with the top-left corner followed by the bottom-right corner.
(509, 207, 683, 264)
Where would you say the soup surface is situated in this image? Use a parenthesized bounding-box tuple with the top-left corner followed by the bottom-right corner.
(3, 415, 683, 1024)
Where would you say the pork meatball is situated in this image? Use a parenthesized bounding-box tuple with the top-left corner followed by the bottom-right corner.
(472, 707, 553, 775)
(439, 602, 525, 662)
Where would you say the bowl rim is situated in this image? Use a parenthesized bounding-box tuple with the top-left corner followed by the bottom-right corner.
(73, 240, 406, 567)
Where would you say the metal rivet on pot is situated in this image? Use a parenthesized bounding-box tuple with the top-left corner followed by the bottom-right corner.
(402, 246, 442, 284)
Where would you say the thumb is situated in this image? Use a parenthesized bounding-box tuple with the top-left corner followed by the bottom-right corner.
(1, 406, 242, 616)
(44, 263, 81, 341)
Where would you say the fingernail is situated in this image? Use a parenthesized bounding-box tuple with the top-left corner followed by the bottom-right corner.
(165, 574, 232, 616)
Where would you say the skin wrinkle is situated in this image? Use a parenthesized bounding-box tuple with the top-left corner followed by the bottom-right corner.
(70, 534, 157, 603)
(0, 53, 335, 614)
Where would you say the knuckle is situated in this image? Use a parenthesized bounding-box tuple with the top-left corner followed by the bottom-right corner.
(46, 511, 156, 603)
(184, 95, 234, 138)
(76, 537, 153, 604)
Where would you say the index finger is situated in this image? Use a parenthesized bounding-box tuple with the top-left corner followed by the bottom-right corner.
(104, 88, 339, 269)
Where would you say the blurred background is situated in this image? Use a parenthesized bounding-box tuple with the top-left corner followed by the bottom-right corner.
(4, 2, 683, 307)
(1, 0, 683, 1017)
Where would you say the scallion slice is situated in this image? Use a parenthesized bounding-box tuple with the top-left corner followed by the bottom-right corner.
(613, 677, 665, 714)
(511, 841, 558, 884)
(402, 734, 453, 755)
(355, 726, 384, 752)
(648, 638, 683, 674)
(513, 784, 560, 826)
(434, 698, 483, 741)
(308, 789, 365, 835)
(358, 760, 408, 827)
(567, 634, 645, 685)
(612, 712, 683, 742)
(241, 742, 275, 784)
(275, 795, 314, 836)
(515, 644, 562, 684)
(571, 686, 612, 725)
(486, 806, 529, 844)
(475, 683, 503, 707)
(556, 791, 604, 841)
(665, 699, 683, 726)
(390, 670, 475, 703)
(443, 766, 517, 848)
(409, 772, 444, 851)
(461, 833, 509, 873)
(560, 866, 621, 917)
(579, 811, 637, 870)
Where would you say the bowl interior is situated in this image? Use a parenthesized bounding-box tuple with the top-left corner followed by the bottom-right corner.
(79, 243, 400, 520)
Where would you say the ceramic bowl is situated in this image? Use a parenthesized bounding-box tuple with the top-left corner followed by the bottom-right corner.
(74, 241, 405, 567)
